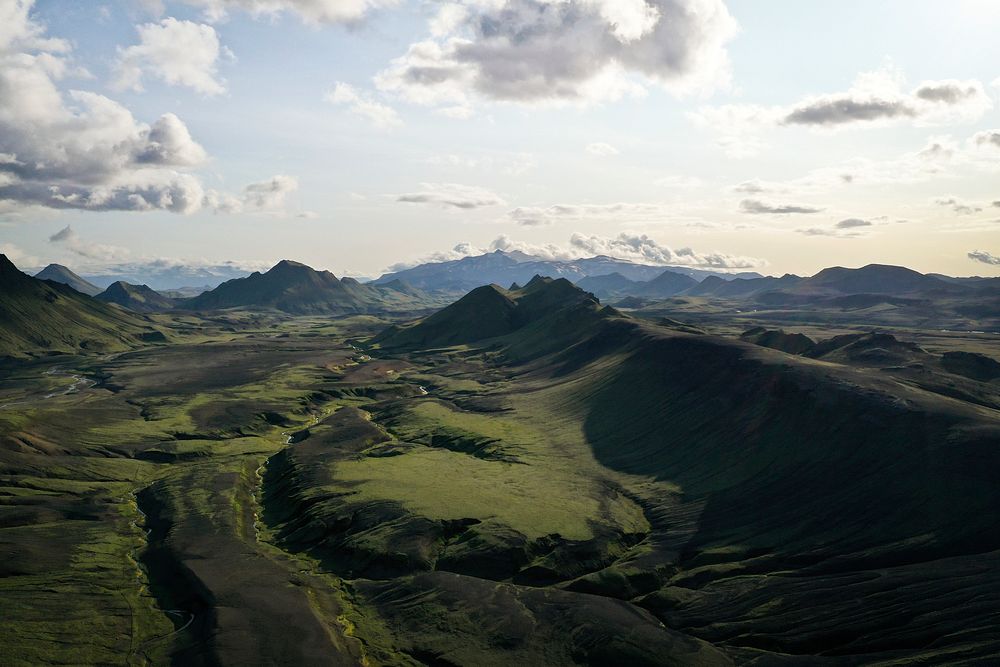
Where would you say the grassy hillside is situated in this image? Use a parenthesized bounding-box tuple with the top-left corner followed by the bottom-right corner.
(96, 281, 176, 313)
(359, 279, 1000, 662)
(374, 275, 607, 351)
(0, 255, 165, 359)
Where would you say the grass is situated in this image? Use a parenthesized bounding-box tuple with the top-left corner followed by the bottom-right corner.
(335, 446, 639, 541)
(3, 293, 1000, 665)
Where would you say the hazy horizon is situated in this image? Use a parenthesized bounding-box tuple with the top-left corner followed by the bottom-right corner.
(3, 0, 1000, 279)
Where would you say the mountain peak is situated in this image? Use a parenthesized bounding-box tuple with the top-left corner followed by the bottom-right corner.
(0, 253, 23, 279)
(269, 259, 311, 272)
(34, 263, 103, 296)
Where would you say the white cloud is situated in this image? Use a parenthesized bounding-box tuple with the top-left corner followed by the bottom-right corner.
(325, 82, 401, 129)
(725, 131, 1000, 199)
(386, 232, 764, 272)
(396, 182, 505, 209)
(0, 2, 211, 213)
(375, 0, 737, 112)
(49, 224, 132, 261)
(243, 174, 298, 209)
(691, 67, 995, 155)
(179, 0, 399, 24)
(586, 142, 620, 156)
(972, 129, 1000, 149)
(935, 197, 983, 215)
(0, 0, 69, 52)
(115, 18, 230, 95)
(568, 231, 763, 268)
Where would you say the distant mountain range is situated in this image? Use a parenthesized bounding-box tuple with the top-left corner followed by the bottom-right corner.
(579, 263, 993, 300)
(373, 250, 763, 292)
(78, 264, 257, 291)
(184, 260, 442, 315)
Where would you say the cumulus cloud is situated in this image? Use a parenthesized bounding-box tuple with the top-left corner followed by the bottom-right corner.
(935, 197, 982, 215)
(242, 175, 299, 209)
(586, 142, 620, 156)
(374, 0, 737, 112)
(178, 0, 399, 24)
(740, 199, 823, 215)
(0, 2, 213, 213)
(396, 183, 505, 209)
(968, 250, 1000, 266)
(384, 235, 564, 271)
(568, 232, 763, 268)
(325, 82, 401, 129)
(115, 18, 231, 95)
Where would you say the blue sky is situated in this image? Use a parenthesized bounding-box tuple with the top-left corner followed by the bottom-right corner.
(2, 0, 1000, 280)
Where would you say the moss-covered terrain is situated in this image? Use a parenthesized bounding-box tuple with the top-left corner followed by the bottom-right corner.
(2, 278, 1000, 665)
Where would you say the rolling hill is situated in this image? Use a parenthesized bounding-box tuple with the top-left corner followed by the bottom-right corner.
(184, 259, 438, 315)
(0, 255, 164, 358)
(96, 281, 176, 313)
(33, 264, 102, 296)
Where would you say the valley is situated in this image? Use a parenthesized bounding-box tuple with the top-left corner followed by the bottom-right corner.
(3, 260, 1000, 665)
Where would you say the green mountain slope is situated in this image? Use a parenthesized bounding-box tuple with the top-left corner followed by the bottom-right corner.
(0, 255, 163, 358)
(373, 275, 610, 351)
(33, 264, 102, 296)
(360, 277, 1000, 662)
(96, 281, 176, 313)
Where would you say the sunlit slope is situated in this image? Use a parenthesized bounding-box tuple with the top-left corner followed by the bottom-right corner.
(0, 254, 163, 358)
(96, 281, 176, 313)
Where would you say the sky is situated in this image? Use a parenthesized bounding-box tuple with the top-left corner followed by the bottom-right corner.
(1, 0, 1000, 281)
